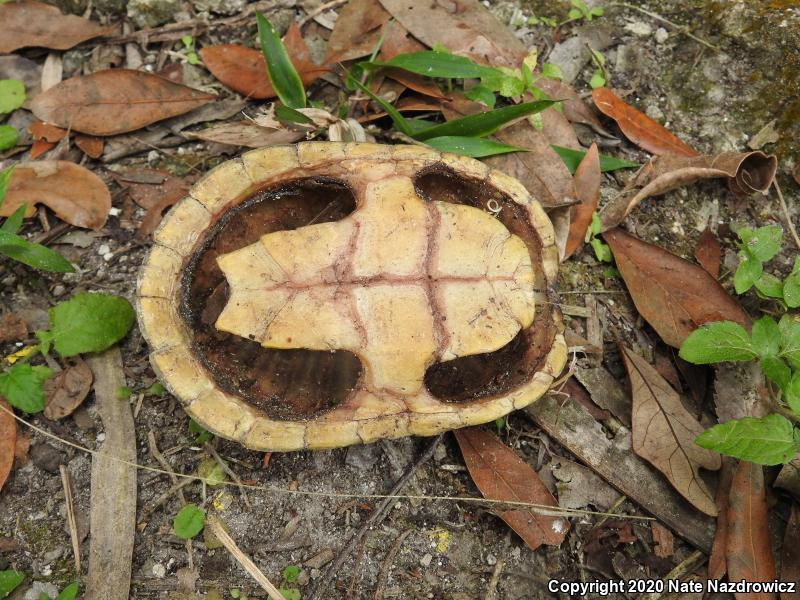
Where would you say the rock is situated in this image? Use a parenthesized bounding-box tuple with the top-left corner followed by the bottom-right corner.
(192, 0, 247, 15)
(420, 553, 433, 567)
(152, 563, 166, 578)
(345, 444, 381, 470)
(24, 582, 59, 600)
(547, 29, 613, 84)
(30, 443, 65, 473)
(645, 104, 664, 123)
(127, 0, 182, 28)
(655, 27, 669, 44)
(624, 21, 653, 37)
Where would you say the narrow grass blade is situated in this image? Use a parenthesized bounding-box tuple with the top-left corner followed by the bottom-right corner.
(0, 230, 74, 272)
(424, 136, 528, 157)
(364, 51, 499, 79)
(256, 13, 306, 108)
(551, 145, 639, 174)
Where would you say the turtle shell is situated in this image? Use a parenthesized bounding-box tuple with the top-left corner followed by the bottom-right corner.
(136, 142, 566, 451)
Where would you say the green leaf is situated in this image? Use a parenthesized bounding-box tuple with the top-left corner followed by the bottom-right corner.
(366, 51, 498, 79)
(550, 145, 639, 174)
(588, 70, 605, 89)
(256, 13, 306, 109)
(734, 250, 762, 293)
(754, 272, 784, 298)
(784, 258, 800, 307)
(145, 381, 165, 396)
(738, 224, 782, 262)
(779, 314, 800, 369)
(348, 76, 412, 135)
(275, 104, 314, 125)
(0, 203, 26, 234)
(541, 62, 563, 80)
(55, 582, 79, 600)
(0, 363, 51, 413)
(786, 372, 800, 416)
(678, 321, 756, 364)
(0, 79, 25, 114)
(0, 125, 17, 151)
(694, 414, 797, 465)
(590, 237, 612, 262)
(497, 75, 524, 97)
(188, 418, 213, 444)
(282, 565, 301, 583)
(0, 166, 14, 210)
(0, 570, 25, 598)
(279, 590, 300, 600)
(0, 230, 75, 272)
(174, 503, 205, 539)
(752, 315, 781, 357)
(412, 100, 556, 141)
(36, 293, 135, 357)
(587, 211, 601, 237)
(115, 385, 133, 399)
(424, 136, 528, 157)
(464, 84, 496, 108)
(759, 356, 791, 389)
(197, 458, 226, 486)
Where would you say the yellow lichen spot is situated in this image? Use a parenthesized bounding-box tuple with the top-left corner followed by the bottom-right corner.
(211, 490, 232, 512)
(427, 528, 451, 553)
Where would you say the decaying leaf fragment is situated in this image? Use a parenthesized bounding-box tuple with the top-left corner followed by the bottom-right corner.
(0, 399, 16, 494)
(564, 143, 600, 259)
(455, 428, 569, 550)
(599, 151, 778, 230)
(620, 345, 720, 516)
(603, 228, 750, 348)
(43, 358, 93, 420)
(694, 227, 721, 279)
(1, 161, 111, 229)
(324, 0, 392, 63)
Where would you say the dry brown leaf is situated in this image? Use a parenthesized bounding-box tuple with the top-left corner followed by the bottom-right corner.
(560, 377, 611, 422)
(379, 19, 426, 59)
(378, 0, 526, 68)
(535, 78, 612, 137)
(0, 313, 27, 343)
(793, 163, 800, 186)
(708, 458, 733, 581)
(43, 358, 93, 420)
(564, 143, 600, 259)
(185, 121, 305, 148)
(0, 1, 115, 53)
(694, 227, 721, 279)
(603, 228, 750, 348)
(136, 174, 197, 238)
(382, 68, 449, 100)
(1, 161, 111, 229)
(726, 461, 776, 597)
(28, 121, 67, 143)
(324, 0, 391, 63)
(592, 87, 699, 157)
(651, 522, 675, 558)
(75, 134, 104, 159)
(125, 171, 196, 210)
(454, 427, 570, 550)
(541, 106, 581, 150)
(0, 399, 15, 494)
(600, 151, 777, 230)
(29, 139, 56, 159)
(781, 504, 800, 599)
(621, 345, 720, 516)
(30, 69, 216, 136)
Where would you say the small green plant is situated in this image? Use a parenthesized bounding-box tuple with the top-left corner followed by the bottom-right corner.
(173, 503, 206, 539)
(279, 565, 302, 600)
(588, 47, 607, 89)
(0, 570, 25, 598)
(257, 13, 306, 109)
(0, 79, 25, 114)
(525, 14, 558, 28)
(188, 418, 213, 444)
(732, 224, 799, 306)
(563, 0, 604, 25)
(585, 213, 613, 263)
(180, 35, 199, 65)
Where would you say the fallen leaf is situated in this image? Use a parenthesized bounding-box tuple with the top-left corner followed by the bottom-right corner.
(13, 429, 30, 468)
(540, 106, 581, 150)
(29, 139, 57, 159)
(621, 344, 720, 516)
(75, 134, 104, 159)
(0, 1, 115, 53)
(747, 120, 780, 150)
(551, 458, 618, 510)
(137, 194, 184, 238)
(781, 504, 800, 599)
(560, 377, 612, 422)
(574, 366, 632, 427)
(1, 161, 111, 229)
(30, 69, 216, 136)
(584, 520, 637, 574)
(535, 78, 613, 137)
(0, 313, 27, 343)
(592, 87, 699, 157)
(564, 143, 600, 259)
(201, 25, 327, 100)
(793, 163, 800, 186)
(184, 121, 304, 148)
(125, 171, 196, 211)
(599, 151, 777, 230)
(694, 227, 721, 279)
(43, 358, 93, 420)
(454, 427, 569, 550)
(726, 461, 776, 597)
(41, 52, 63, 92)
(378, 0, 526, 68)
(775, 456, 800, 502)
(28, 121, 67, 143)
(324, 0, 391, 63)
(603, 228, 750, 348)
(378, 19, 426, 59)
(651, 522, 675, 558)
(0, 398, 15, 493)
(382, 68, 449, 100)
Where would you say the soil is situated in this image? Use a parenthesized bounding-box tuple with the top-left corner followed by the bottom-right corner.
(1, 1, 798, 599)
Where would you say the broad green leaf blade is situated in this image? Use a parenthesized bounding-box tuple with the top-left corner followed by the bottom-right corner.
(464, 85, 496, 108)
(37, 293, 135, 358)
(412, 100, 556, 141)
(678, 321, 756, 364)
(0, 166, 14, 211)
(0, 231, 74, 273)
(694, 414, 797, 465)
(550, 145, 639, 174)
(738, 225, 782, 262)
(779, 314, 800, 369)
(174, 503, 205, 539)
(0, 125, 17, 152)
(55, 582, 79, 600)
(256, 13, 306, 109)
(754, 272, 783, 298)
(349, 76, 412, 135)
(0, 203, 26, 234)
(751, 315, 781, 357)
(734, 250, 762, 294)
(0, 570, 25, 598)
(424, 136, 528, 157)
(759, 356, 791, 389)
(787, 373, 800, 416)
(365, 51, 499, 79)
(0, 79, 25, 114)
(274, 104, 314, 125)
(784, 260, 800, 307)
(0, 363, 51, 413)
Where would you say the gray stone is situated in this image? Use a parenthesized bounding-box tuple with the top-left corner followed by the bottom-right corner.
(30, 443, 65, 474)
(345, 444, 381, 470)
(24, 583, 59, 600)
(127, 0, 182, 28)
(192, 0, 247, 15)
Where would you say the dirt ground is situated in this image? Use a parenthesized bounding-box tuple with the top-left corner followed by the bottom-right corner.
(1, 0, 799, 599)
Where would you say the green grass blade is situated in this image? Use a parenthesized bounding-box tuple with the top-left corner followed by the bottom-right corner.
(364, 51, 499, 79)
(256, 13, 306, 109)
(0, 203, 25, 234)
(551, 145, 639, 174)
(0, 230, 74, 272)
(275, 104, 314, 125)
(0, 165, 14, 211)
(412, 100, 556, 141)
(349, 76, 412, 135)
(424, 136, 528, 157)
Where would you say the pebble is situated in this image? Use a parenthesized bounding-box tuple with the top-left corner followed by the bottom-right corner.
(655, 27, 669, 44)
(152, 563, 166, 578)
(624, 21, 653, 37)
(345, 444, 381, 470)
(30, 443, 65, 473)
(645, 105, 665, 122)
(420, 553, 433, 567)
(52, 284, 65, 296)
(97, 244, 110, 256)
(486, 553, 497, 566)
(24, 582, 59, 600)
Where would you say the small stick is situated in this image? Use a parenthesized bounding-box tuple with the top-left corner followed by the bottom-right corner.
(374, 529, 412, 600)
(347, 539, 367, 599)
(774, 180, 800, 250)
(639, 549, 705, 600)
(138, 479, 194, 522)
(298, 0, 348, 27)
(309, 434, 444, 600)
(206, 514, 284, 600)
(59, 464, 82, 574)
(204, 442, 251, 508)
(483, 558, 505, 600)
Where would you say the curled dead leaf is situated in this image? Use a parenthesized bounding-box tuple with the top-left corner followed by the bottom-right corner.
(454, 427, 570, 550)
(708, 459, 734, 581)
(30, 69, 217, 136)
(621, 345, 720, 516)
(43, 358, 93, 420)
(0, 1, 116, 53)
(603, 228, 749, 348)
(0, 399, 15, 494)
(1, 161, 111, 229)
(564, 143, 600, 259)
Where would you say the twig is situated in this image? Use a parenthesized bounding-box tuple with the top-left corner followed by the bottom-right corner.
(347, 539, 367, 599)
(206, 514, 284, 600)
(774, 180, 800, 250)
(59, 465, 82, 574)
(298, 0, 349, 27)
(639, 549, 706, 600)
(374, 529, 412, 600)
(607, 3, 719, 51)
(138, 479, 194, 522)
(205, 441, 251, 507)
(309, 434, 444, 600)
(483, 558, 505, 600)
